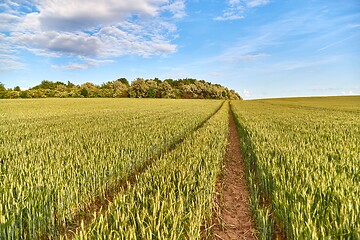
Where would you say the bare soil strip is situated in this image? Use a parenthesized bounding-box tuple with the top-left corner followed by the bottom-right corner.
(212, 104, 256, 240)
(57, 101, 225, 239)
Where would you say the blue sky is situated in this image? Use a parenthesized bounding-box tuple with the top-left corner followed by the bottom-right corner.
(0, 0, 359, 99)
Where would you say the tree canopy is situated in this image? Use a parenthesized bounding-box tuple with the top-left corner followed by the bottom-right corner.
(0, 78, 242, 100)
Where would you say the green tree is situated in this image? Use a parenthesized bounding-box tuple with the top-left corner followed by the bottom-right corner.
(0, 82, 5, 98)
(80, 88, 89, 97)
(32, 80, 55, 90)
(67, 81, 76, 88)
(113, 81, 128, 97)
(0, 78, 242, 99)
(116, 78, 130, 86)
(80, 82, 99, 97)
(0, 82, 5, 91)
(164, 78, 175, 86)
(153, 77, 162, 85)
(19, 91, 30, 98)
(4, 90, 20, 98)
(159, 81, 175, 98)
(130, 78, 149, 98)
(146, 80, 158, 98)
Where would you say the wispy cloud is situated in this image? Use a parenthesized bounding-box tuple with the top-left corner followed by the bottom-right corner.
(51, 59, 114, 70)
(224, 53, 270, 62)
(243, 89, 251, 98)
(173, 72, 190, 78)
(269, 57, 340, 71)
(215, 0, 270, 21)
(246, 0, 270, 8)
(0, 13, 22, 31)
(29, 0, 181, 31)
(235, 56, 341, 73)
(0, 34, 24, 71)
(216, 33, 272, 63)
(317, 36, 353, 52)
(0, 0, 185, 71)
(0, 58, 25, 72)
(342, 90, 359, 96)
(161, 0, 186, 19)
(347, 23, 360, 28)
(207, 71, 223, 76)
(214, 5, 359, 70)
(11, 31, 102, 57)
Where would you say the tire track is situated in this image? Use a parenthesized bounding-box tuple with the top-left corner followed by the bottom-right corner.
(57, 101, 226, 239)
(212, 103, 256, 239)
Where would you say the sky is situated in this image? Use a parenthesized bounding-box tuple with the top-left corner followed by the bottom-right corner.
(0, 0, 359, 99)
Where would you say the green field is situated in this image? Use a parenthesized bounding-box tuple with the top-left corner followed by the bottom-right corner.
(232, 96, 359, 239)
(0, 99, 226, 238)
(0, 96, 359, 239)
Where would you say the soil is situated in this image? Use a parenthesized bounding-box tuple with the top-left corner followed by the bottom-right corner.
(58, 101, 226, 239)
(212, 105, 257, 240)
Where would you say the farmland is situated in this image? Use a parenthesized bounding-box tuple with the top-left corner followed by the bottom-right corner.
(0, 98, 225, 238)
(0, 96, 359, 239)
(232, 96, 359, 239)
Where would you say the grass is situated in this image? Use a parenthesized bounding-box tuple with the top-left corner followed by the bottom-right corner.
(231, 96, 360, 239)
(0, 98, 223, 238)
(1, 96, 359, 239)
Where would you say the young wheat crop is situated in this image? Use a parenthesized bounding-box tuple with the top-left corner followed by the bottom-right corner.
(73, 101, 229, 239)
(0, 98, 223, 239)
(231, 96, 359, 239)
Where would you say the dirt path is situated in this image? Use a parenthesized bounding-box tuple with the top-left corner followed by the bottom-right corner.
(58, 101, 226, 239)
(212, 104, 256, 239)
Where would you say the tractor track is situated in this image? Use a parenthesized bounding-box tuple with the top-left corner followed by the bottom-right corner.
(212, 103, 256, 240)
(56, 100, 226, 239)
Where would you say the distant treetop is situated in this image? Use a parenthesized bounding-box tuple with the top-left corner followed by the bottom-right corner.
(0, 78, 242, 100)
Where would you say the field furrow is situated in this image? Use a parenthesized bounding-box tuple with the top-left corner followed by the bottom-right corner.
(212, 104, 256, 239)
(73, 100, 229, 239)
(0, 98, 222, 239)
(59, 100, 225, 238)
(231, 96, 360, 239)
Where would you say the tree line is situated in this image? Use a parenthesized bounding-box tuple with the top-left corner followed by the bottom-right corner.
(0, 78, 242, 100)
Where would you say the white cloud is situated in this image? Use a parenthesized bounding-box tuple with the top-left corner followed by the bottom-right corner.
(98, 25, 177, 57)
(0, 0, 184, 70)
(160, 0, 186, 19)
(223, 53, 270, 62)
(33, 0, 162, 31)
(0, 13, 21, 31)
(0, 58, 25, 72)
(214, 12, 244, 21)
(214, 5, 244, 21)
(0, 34, 25, 71)
(347, 23, 360, 29)
(246, 0, 269, 8)
(173, 72, 189, 78)
(214, 6, 356, 68)
(270, 57, 339, 71)
(51, 59, 114, 70)
(17, 13, 41, 32)
(243, 89, 251, 98)
(317, 36, 353, 52)
(207, 71, 223, 76)
(8, 22, 177, 59)
(216, 32, 272, 62)
(11, 31, 102, 57)
(215, 0, 270, 21)
(342, 90, 358, 96)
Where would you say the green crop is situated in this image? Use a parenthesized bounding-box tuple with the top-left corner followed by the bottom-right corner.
(74, 100, 228, 239)
(3, 96, 356, 239)
(0, 98, 223, 239)
(231, 96, 360, 239)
